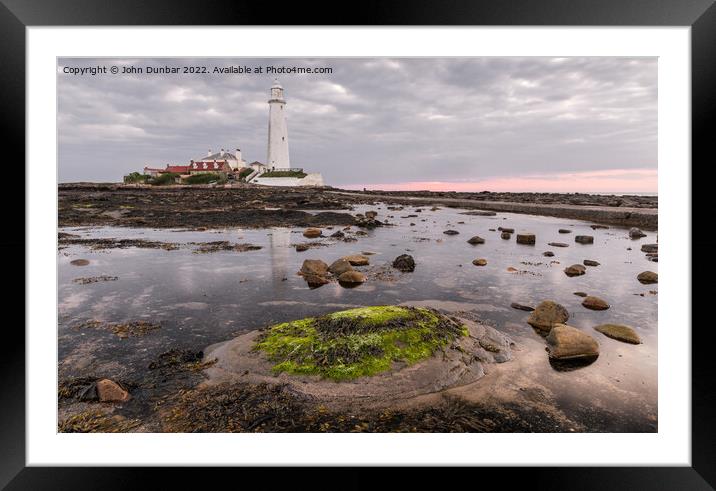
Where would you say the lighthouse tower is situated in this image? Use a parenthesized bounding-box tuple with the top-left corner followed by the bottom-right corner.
(266, 79, 290, 168)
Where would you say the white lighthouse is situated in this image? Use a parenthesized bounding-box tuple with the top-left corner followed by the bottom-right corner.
(266, 79, 290, 169)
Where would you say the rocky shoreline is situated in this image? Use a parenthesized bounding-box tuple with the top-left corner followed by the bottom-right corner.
(59, 183, 657, 230)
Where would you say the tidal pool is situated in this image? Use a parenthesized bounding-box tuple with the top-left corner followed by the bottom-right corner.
(58, 203, 658, 431)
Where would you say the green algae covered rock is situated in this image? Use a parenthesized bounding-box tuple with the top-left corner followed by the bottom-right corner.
(252, 306, 468, 381)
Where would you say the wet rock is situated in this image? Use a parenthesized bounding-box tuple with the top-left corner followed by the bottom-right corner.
(501, 232, 511, 240)
(295, 244, 310, 252)
(548, 242, 569, 248)
(343, 254, 370, 266)
(594, 324, 642, 344)
(516, 233, 536, 245)
(558, 229, 571, 234)
(637, 271, 658, 284)
(564, 264, 586, 277)
(543, 251, 555, 257)
(330, 230, 345, 239)
(573, 291, 588, 297)
(70, 259, 90, 266)
(583, 259, 600, 267)
(337, 270, 366, 286)
(96, 379, 130, 402)
(510, 302, 534, 312)
(527, 300, 569, 332)
(629, 227, 647, 239)
(472, 258, 488, 266)
(590, 224, 609, 230)
(328, 258, 354, 276)
(641, 244, 658, 253)
(304, 274, 330, 288)
(392, 254, 416, 272)
(581, 296, 610, 310)
(303, 228, 322, 238)
(467, 236, 485, 245)
(546, 324, 600, 360)
(498, 227, 515, 233)
(300, 259, 329, 277)
(443, 230, 460, 235)
(575, 235, 594, 244)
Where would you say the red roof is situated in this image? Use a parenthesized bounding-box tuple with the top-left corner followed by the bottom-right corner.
(165, 165, 190, 173)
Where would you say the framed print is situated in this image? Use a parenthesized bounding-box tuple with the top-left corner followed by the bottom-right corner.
(4, 0, 712, 488)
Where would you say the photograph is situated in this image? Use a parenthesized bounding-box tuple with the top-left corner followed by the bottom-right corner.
(55, 56, 660, 434)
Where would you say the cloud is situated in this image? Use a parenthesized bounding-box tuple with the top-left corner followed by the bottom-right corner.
(57, 57, 657, 192)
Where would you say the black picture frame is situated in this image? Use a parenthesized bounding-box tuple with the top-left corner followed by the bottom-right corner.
(2, 0, 710, 488)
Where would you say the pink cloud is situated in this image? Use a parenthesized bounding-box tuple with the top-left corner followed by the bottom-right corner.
(342, 168, 657, 193)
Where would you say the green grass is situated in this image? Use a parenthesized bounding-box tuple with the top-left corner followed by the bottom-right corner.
(149, 172, 180, 186)
(238, 168, 254, 180)
(259, 170, 307, 178)
(253, 306, 468, 381)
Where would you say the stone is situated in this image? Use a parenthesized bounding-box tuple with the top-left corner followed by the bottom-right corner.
(543, 251, 555, 257)
(641, 244, 658, 253)
(510, 302, 534, 312)
(546, 324, 600, 360)
(304, 274, 330, 288)
(498, 227, 515, 233)
(501, 232, 511, 240)
(594, 324, 642, 344)
(295, 244, 309, 252)
(583, 259, 600, 267)
(96, 379, 130, 402)
(365, 210, 378, 219)
(328, 258, 354, 276)
(527, 300, 569, 332)
(516, 233, 536, 245)
(343, 254, 370, 266)
(70, 259, 90, 266)
(575, 235, 594, 244)
(558, 229, 572, 234)
(573, 291, 588, 297)
(337, 270, 366, 285)
(300, 259, 329, 277)
(629, 227, 647, 239)
(443, 230, 460, 235)
(392, 254, 416, 272)
(564, 264, 586, 277)
(590, 224, 609, 230)
(637, 271, 658, 284)
(472, 258, 488, 266)
(467, 236, 485, 245)
(582, 296, 610, 310)
(303, 228, 322, 238)
(548, 242, 569, 248)
(330, 230, 345, 238)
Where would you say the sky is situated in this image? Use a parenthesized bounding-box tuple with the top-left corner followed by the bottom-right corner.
(57, 57, 657, 192)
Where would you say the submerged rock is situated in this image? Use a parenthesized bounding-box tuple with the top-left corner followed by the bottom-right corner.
(516, 233, 536, 245)
(594, 324, 642, 344)
(527, 300, 569, 332)
(575, 235, 594, 244)
(637, 271, 658, 284)
(564, 264, 586, 277)
(467, 236, 485, 245)
(629, 227, 647, 239)
(303, 228, 322, 238)
(581, 296, 610, 311)
(546, 324, 600, 360)
(472, 258, 488, 266)
(392, 254, 416, 272)
(510, 302, 534, 312)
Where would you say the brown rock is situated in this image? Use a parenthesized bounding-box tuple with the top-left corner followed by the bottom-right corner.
(328, 258, 354, 276)
(564, 264, 586, 277)
(300, 259, 329, 276)
(343, 254, 370, 266)
(467, 236, 485, 245)
(575, 235, 594, 244)
(338, 270, 366, 285)
(546, 324, 600, 360)
(583, 259, 600, 267)
(582, 296, 610, 310)
(573, 291, 588, 297)
(558, 229, 571, 234)
(498, 227, 515, 233)
(443, 230, 460, 235)
(516, 233, 536, 245)
(641, 244, 658, 253)
(527, 300, 569, 332)
(594, 324, 642, 344)
(629, 227, 646, 239)
(637, 271, 658, 284)
(96, 379, 130, 402)
(304, 274, 330, 288)
(501, 232, 512, 240)
(303, 228, 322, 238)
(295, 244, 309, 252)
(392, 254, 416, 272)
(472, 258, 487, 266)
(70, 259, 90, 266)
(543, 251, 555, 257)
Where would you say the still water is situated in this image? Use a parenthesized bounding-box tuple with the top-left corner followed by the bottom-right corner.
(58, 203, 658, 431)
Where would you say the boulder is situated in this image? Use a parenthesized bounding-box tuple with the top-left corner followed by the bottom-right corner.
(510, 302, 534, 312)
(328, 258, 354, 276)
(337, 270, 366, 285)
(629, 227, 647, 239)
(581, 296, 610, 310)
(303, 228, 322, 238)
(527, 300, 569, 331)
(637, 271, 658, 284)
(516, 233, 536, 245)
(343, 254, 370, 266)
(594, 324, 642, 344)
(443, 230, 460, 235)
(543, 251, 555, 257)
(96, 379, 130, 402)
(472, 258, 488, 266)
(392, 254, 416, 272)
(500, 232, 512, 240)
(546, 324, 600, 360)
(467, 236, 485, 245)
(564, 264, 586, 277)
(300, 259, 329, 277)
(575, 235, 594, 244)
(583, 259, 600, 267)
(548, 242, 569, 248)
(641, 244, 658, 253)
